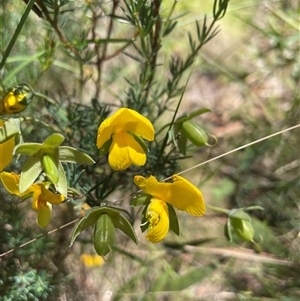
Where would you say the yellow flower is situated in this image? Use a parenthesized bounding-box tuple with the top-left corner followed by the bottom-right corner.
(80, 254, 104, 267)
(0, 172, 65, 227)
(0, 120, 15, 171)
(96, 108, 154, 170)
(134, 174, 206, 243)
(0, 84, 33, 114)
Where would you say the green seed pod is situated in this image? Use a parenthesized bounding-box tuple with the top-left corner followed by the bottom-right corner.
(181, 120, 208, 147)
(230, 216, 254, 242)
(94, 213, 115, 257)
(42, 153, 59, 184)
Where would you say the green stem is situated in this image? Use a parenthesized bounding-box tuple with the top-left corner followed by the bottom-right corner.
(153, 59, 196, 175)
(0, 0, 36, 71)
(206, 203, 229, 215)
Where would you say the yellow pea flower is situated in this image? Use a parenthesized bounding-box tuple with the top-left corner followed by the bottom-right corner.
(134, 174, 206, 243)
(80, 254, 104, 267)
(0, 172, 65, 228)
(96, 108, 154, 170)
(0, 120, 15, 171)
(0, 84, 33, 115)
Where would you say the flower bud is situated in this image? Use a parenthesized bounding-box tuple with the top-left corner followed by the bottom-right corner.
(229, 216, 255, 242)
(42, 153, 59, 184)
(37, 204, 52, 228)
(181, 120, 208, 147)
(94, 214, 115, 257)
(1, 84, 33, 115)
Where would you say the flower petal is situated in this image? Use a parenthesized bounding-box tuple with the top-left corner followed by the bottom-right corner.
(146, 198, 169, 243)
(167, 175, 205, 216)
(40, 185, 65, 204)
(96, 115, 114, 149)
(112, 108, 154, 141)
(97, 108, 154, 150)
(134, 174, 205, 216)
(0, 137, 15, 171)
(108, 132, 147, 170)
(80, 254, 104, 267)
(134, 175, 172, 200)
(0, 172, 22, 195)
(37, 203, 52, 228)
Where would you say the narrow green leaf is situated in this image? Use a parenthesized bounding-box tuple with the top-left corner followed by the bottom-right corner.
(43, 133, 65, 148)
(19, 156, 42, 193)
(2, 51, 45, 85)
(140, 205, 149, 233)
(178, 132, 187, 155)
(88, 38, 133, 44)
(55, 162, 68, 197)
(59, 146, 95, 164)
(188, 108, 212, 119)
(130, 133, 149, 153)
(245, 205, 264, 212)
(175, 108, 212, 125)
(99, 137, 112, 156)
(229, 209, 251, 221)
(14, 143, 41, 156)
(130, 193, 151, 206)
(224, 219, 232, 241)
(167, 204, 180, 236)
(110, 213, 138, 244)
(0, 118, 21, 143)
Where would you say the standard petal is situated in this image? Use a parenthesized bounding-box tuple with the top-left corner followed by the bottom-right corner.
(0, 172, 22, 195)
(134, 174, 205, 216)
(108, 132, 146, 170)
(146, 198, 169, 243)
(96, 115, 114, 149)
(167, 175, 205, 216)
(134, 175, 172, 200)
(111, 108, 154, 141)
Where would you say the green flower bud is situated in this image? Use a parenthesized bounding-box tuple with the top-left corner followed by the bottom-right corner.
(94, 213, 115, 257)
(181, 120, 208, 147)
(229, 216, 254, 242)
(42, 153, 59, 184)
